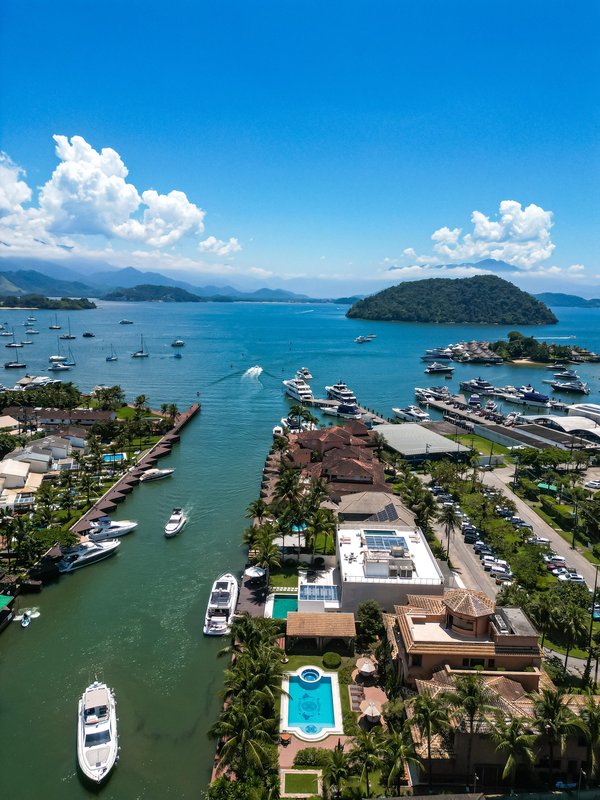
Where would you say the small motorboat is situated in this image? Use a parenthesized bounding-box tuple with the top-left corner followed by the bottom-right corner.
(272, 424, 284, 438)
(170, 339, 185, 347)
(88, 516, 138, 541)
(164, 508, 186, 538)
(77, 681, 118, 783)
(21, 611, 31, 629)
(82, 332, 95, 338)
(119, 319, 133, 325)
(139, 468, 175, 483)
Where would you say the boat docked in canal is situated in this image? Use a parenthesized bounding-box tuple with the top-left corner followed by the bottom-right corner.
(392, 405, 431, 422)
(503, 386, 551, 408)
(321, 403, 362, 419)
(282, 376, 314, 403)
(88, 516, 138, 541)
(58, 540, 120, 572)
(77, 681, 118, 784)
(203, 573, 239, 636)
(325, 380, 357, 404)
(139, 467, 175, 482)
(164, 507, 186, 537)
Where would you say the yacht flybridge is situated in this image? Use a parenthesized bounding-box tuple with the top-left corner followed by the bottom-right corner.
(203, 573, 239, 636)
(282, 376, 314, 403)
(77, 681, 118, 783)
(393, 405, 431, 422)
(325, 381, 357, 405)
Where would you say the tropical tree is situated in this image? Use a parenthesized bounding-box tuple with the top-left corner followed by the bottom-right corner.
(528, 592, 556, 649)
(531, 688, 586, 789)
(272, 435, 289, 463)
(558, 602, 588, 676)
(581, 692, 600, 781)
(134, 394, 148, 416)
(437, 503, 460, 560)
(252, 531, 282, 581)
(323, 743, 349, 799)
(246, 498, 270, 525)
(490, 714, 536, 790)
(410, 691, 450, 789)
(305, 508, 337, 560)
(443, 674, 493, 779)
(371, 431, 386, 460)
(380, 724, 422, 795)
(209, 703, 276, 781)
(349, 729, 381, 798)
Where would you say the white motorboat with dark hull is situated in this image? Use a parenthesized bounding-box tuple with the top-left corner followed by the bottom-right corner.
(164, 508, 186, 537)
(424, 362, 455, 374)
(77, 681, 118, 784)
(139, 467, 175, 483)
(321, 403, 362, 420)
(282, 377, 314, 403)
(459, 378, 495, 395)
(59, 540, 120, 572)
(421, 347, 453, 361)
(88, 516, 138, 541)
(203, 573, 239, 636)
(393, 405, 431, 422)
(551, 380, 590, 395)
(325, 381, 357, 404)
(503, 386, 551, 408)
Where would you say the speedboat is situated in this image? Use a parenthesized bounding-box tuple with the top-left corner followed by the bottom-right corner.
(468, 394, 481, 408)
(203, 573, 239, 636)
(139, 467, 175, 482)
(280, 416, 317, 432)
(119, 319, 133, 325)
(355, 335, 368, 343)
(170, 339, 185, 347)
(503, 386, 551, 408)
(485, 400, 498, 413)
(393, 405, 431, 422)
(272, 424, 284, 438)
(414, 385, 450, 401)
(282, 377, 314, 403)
(21, 611, 31, 629)
(296, 367, 312, 380)
(459, 378, 495, 394)
(58, 540, 120, 572)
(554, 369, 579, 380)
(552, 380, 590, 395)
(48, 362, 71, 372)
(88, 516, 138, 541)
(164, 508, 186, 537)
(77, 681, 118, 783)
(424, 361, 455, 374)
(325, 381, 357, 404)
(82, 331, 95, 338)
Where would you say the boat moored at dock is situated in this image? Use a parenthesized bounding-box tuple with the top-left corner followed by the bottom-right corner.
(139, 467, 175, 482)
(77, 681, 118, 783)
(392, 405, 431, 422)
(59, 540, 120, 572)
(282, 376, 314, 403)
(203, 573, 239, 636)
(325, 381, 357, 404)
(88, 516, 138, 541)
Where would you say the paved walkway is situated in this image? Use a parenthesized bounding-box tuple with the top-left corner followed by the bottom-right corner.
(278, 734, 349, 768)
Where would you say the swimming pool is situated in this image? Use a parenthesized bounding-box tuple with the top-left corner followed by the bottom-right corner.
(272, 595, 298, 619)
(280, 666, 343, 741)
(102, 452, 126, 463)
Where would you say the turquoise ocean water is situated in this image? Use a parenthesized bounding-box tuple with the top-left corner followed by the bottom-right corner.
(0, 301, 598, 798)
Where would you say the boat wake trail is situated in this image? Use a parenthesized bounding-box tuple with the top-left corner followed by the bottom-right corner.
(242, 365, 263, 379)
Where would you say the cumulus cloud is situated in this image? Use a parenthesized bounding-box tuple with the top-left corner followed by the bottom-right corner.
(198, 235, 241, 257)
(405, 200, 555, 270)
(0, 154, 32, 214)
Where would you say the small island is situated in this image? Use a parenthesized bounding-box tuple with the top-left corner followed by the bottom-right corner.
(102, 284, 206, 303)
(346, 275, 558, 325)
(0, 294, 96, 310)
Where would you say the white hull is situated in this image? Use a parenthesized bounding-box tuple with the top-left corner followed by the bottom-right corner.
(59, 540, 120, 572)
(203, 573, 239, 636)
(77, 682, 118, 784)
(502, 395, 550, 409)
(393, 406, 431, 422)
(139, 468, 175, 482)
(165, 509, 186, 537)
(89, 521, 137, 542)
(282, 378, 314, 403)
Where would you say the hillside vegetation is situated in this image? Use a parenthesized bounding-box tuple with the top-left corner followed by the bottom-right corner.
(346, 275, 558, 324)
(0, 294, 96, 310)
(102, 284, 206, 302)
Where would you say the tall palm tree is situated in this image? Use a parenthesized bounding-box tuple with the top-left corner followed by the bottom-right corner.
(410, 691, 450, 789)
(209, 702, 275, 780)
(246, 498, 270, 525)
(490, 714, 536, 790)
(559, 603, 588, 676)
(349, 729, 381, 798)
(272, 435, 289, 463)
(306, 477, 329, 514)
(323, 743, 348, 799)
(381, 724, 422, 795)
(528, 592, 555, 649)
(306, 508, 337, 561)
(437, 503, 460, 561)
(443, 674, 493, 780)
(531, 688, 586, 789)
(253, 535, 281, 582)
(581, 692, 600, 780)
(218, 612, 281, 659)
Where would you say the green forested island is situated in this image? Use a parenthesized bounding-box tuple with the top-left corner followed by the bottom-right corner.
(102, 284, 208, 302)
(346, 275, 558, 324)
(0, 294, 96, 310)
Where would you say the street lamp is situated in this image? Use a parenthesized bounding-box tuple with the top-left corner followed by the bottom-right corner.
(571, 500, 579, 550)
(578, 768, 586, 800)
(473, 772, 479, 794)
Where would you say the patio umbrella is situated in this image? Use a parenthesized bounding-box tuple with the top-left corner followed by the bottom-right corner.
(359, 700, 381, 720)
(244, 566, 266, 579)
(356, 657, 377, 676)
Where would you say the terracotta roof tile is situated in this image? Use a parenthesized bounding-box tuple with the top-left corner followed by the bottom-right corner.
(286, 612, 356, 638)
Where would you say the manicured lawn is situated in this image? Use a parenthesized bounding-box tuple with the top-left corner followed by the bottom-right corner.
(447, 433, 511, 459)
(269, 564, 299, 587)
(284, 772, 318, 794)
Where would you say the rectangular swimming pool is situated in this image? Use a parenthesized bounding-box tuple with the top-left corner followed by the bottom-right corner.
(102, 452, 126, 463)
(272, 595, 298, 619)
(287, 672, 335, 736)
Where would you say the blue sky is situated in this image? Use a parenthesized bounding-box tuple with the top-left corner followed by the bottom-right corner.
(0, 0, 598, 295)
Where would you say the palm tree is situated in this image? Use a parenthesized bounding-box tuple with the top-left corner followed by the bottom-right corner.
(349, 729, 381, 798)
(323, 743, 349, 799)
(272, 435, 289, 463)
(581, 692, 600, 780)
(410, 691, 450, 789)
(531, 688, 586, 789)
(371, 431, 386, 460)
(381, 724, 422, 795)
(253, 534, 281, 582)
(218, 612, 282, 659)
(246, 498, 269, 525)
(134, 394, 147, 414)
(305, 508, 337, 561)
(209, 702, 275, 780)
(437, 503, 460, 561)
(528, 592, 555, 649)
(306, 477, 329, 514)
(559, 602, 588, 676)
(443, 674, 493, 779)
(490, 714, 536, 790)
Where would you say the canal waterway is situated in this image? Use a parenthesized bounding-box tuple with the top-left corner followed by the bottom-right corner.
(0, 300, 599, 798)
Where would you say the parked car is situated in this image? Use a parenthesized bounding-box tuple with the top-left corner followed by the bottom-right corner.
(585, 480, 600, 490)
(528, 535, 551, 545)
(464, 534, 478, 544)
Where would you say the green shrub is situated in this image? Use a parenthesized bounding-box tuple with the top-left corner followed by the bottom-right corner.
(322, 652, 341, 669)
(540, 495, 573, 530)
(293, 747, 331, 767)
(338, 665, 353, 685)
(343, 711, 360, 736)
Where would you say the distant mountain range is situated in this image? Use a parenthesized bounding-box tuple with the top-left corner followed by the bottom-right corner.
(535, 292, 600, 308)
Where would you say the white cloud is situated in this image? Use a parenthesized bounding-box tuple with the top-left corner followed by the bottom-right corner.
(568, 263, 585, 274)
(407, 200, 555, 269)
(0, 153, 32, 214)
(247, 266, 273, 278)
(198, 235, 241, 257)
(402, 247, 416, 258)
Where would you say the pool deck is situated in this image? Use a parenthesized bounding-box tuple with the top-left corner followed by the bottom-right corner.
(236, 576, 267, 617)
(278, 733, 349, 768)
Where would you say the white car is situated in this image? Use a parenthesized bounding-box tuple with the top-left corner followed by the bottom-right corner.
(585, 480, 600, 490)
(552, 566, 569, 577)
(528, 535, 551, 545)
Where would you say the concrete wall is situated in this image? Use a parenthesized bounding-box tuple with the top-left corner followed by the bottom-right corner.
(340, 578, 444, 613)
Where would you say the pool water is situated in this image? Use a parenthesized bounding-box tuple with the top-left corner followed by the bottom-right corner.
(102, 452, 126, 463)
(287, 672, 335, 735)
(272, 595, 298, 619)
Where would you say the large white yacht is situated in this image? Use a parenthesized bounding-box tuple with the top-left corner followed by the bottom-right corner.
(203, 573, 239, 636)
(88, 516, 138, 541)
(77, 681, 118, 783)
(139, 467, 175, 482)
(325, 381, 357, 404)
(282, 376, 314, 403)
(59, 540, 120, 573)
(164, 507, 186, 537)
(296, 367, 313, 381)
(392, 405, 431, 422)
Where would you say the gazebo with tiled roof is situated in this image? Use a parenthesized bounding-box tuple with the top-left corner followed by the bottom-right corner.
(285, 612, 356, 653)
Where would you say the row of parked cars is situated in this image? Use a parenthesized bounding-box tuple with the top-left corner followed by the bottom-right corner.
(430, 483, 588, 589)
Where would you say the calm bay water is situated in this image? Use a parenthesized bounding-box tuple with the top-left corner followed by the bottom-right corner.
(0, 301, 599, 798)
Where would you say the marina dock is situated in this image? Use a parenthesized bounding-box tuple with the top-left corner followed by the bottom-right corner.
(307, 397, 392, 426)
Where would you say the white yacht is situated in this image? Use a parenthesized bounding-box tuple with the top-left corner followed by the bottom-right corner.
(88, 516, 138, 541)
(139, 467, 175, 483)
(58, 540, 120, 573)
(282, 377, 314, 403)
(321, 403, 362, 420)
(131, 334, 149, 358)
(77, 681, 118, 783)
(272, 424, 284, 438)
(325, 381, 357, 404)
(295, 367, 313, 381)
(170, 339, 185, 348)
(164, 507, 186, 537)
(203, 573, 239, 636)
(280, 416, 317, 432)
(393, 405, 431, 422)
(48, 362, 71, 372)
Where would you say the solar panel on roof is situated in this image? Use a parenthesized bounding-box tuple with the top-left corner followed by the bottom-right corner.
(384, 503, 399, 521)
(365, 534, 407, 551)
